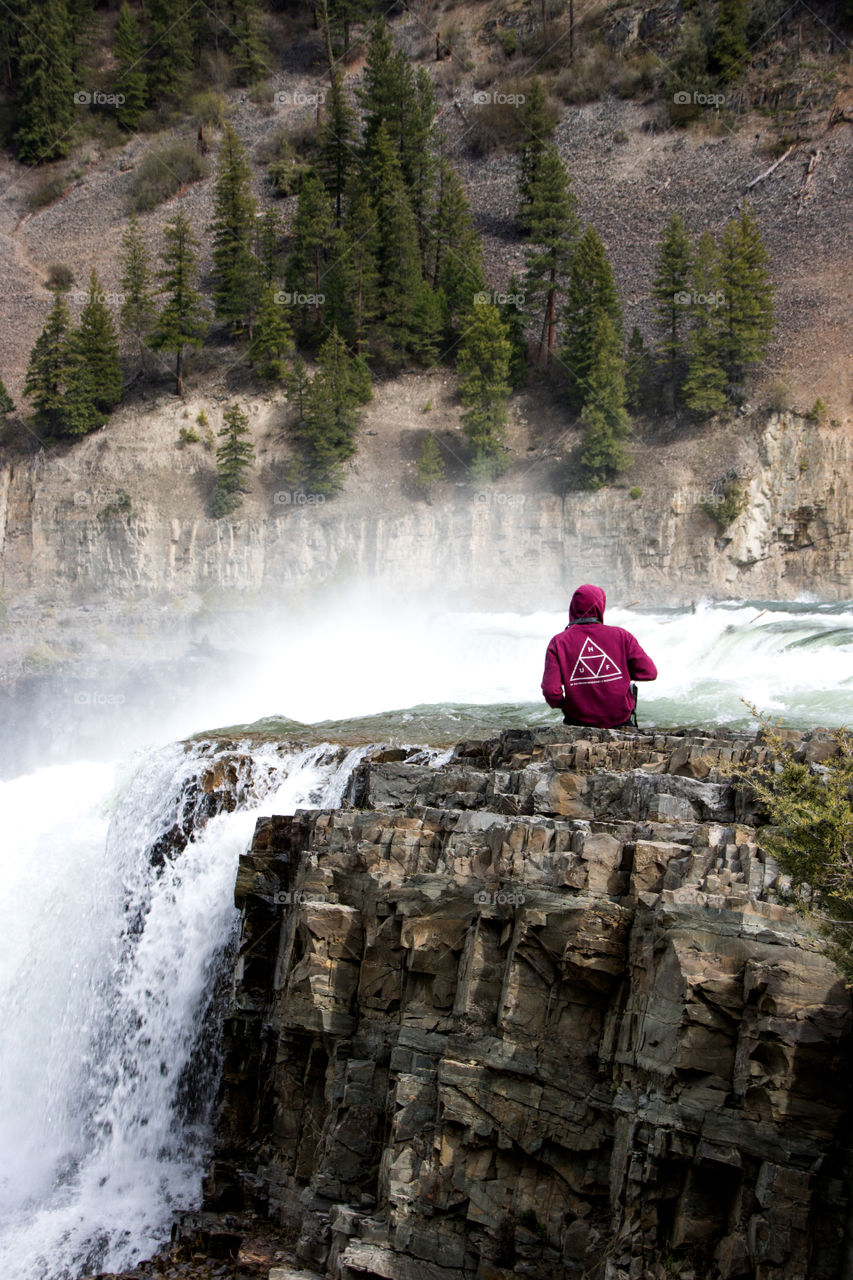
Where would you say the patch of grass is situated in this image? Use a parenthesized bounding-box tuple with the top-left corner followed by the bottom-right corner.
(130, 139, 209, 212)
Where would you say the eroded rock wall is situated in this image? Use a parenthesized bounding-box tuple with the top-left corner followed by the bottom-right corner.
(206, 728, 853, 1280)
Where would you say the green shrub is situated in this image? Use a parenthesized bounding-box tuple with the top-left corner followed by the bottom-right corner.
(734, 713, 853, 977)
(497, 27, 519, 56)
(701, 479, 746, 529)
(190, 90, 227, 127)
(130, 140, 209, 212)
(178, 426, 201, 446)
(629, 485, 643, 499)
(196, 409, 209, 427)
(806, 397, 827, 423)
(45, 262, 74, 292)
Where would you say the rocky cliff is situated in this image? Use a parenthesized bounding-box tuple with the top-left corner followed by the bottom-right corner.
(1, 408, 852, 661)
(173, 724, 853, 1280)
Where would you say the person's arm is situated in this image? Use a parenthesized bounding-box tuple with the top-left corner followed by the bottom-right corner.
(625, 632, 657, 681)
(541, 641, 565, 708)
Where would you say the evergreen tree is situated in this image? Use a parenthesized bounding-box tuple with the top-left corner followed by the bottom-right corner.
(146, 0, 196, 106)
(682, 230, 728, 415)
(717, 202, 774, 382)
(317, 70, 358, 225)
(15, 0, 76, 163)
(517, 77, 555, 234)
(24, 292, 74, 435)
(74, 268, 122, 413)
(579, 312, 632, 489)
(230, 0, 268, 86)
(119, 212, 155, 366)
(523, 145, 578, 368)
(148, 212, 209, 396)
(369, 124, 427, 364)
(407, 67, 438, 257)
(457, 302, 512, 478)
(210, 122, 260, 338)
(248, 283, 294, 382)
(342, 179, 380, 355)
(255, 208, 282, 287)
(625, 325, 654, 415)
(114, 2, 147, 130)
(560, 225, 622, 411)
(285, 172, 335, 343)
(499, 278, 529, 390)
(711, 0, 748, 81)
(430, 162, 485, 329)
(295, 328, 369, 492)
(652, 212, 692, 403)
(211, 403, 254, 517)
(415, 433, 446, 501)
(326, 0, 372, 55)
(286, 354, 310, 418)
(358, 19, 401, 156)
(0, 377, 13, 417)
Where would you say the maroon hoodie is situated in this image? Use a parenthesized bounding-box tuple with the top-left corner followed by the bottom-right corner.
(541, 585, 657, 727)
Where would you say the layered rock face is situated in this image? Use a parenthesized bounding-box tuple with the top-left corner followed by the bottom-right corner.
(205, 727, 852, 1280)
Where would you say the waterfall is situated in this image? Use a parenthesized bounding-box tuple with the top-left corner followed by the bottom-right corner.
(0, 739, 370, 1280)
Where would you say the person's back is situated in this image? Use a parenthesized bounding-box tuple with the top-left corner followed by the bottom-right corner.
(541, 584, 657, 728)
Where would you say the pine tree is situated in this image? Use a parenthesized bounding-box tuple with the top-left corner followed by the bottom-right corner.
(74, 268, 122, 413)
(14, 0, 76, 163)
(24, 292, 74, 435)
(625, 325, 654, 415)
(358, 18, 401, 157)
(295, 328, 368, 492)
(230, 0, 267, 86)
(718, 203, 774, 383)
(248, 284, 294, 382)
(499, 278, 529, 390)
(406, 67, 438, 258)
(369, 124, 426, 364)
(0, 377, 14, 417)
(430, 162, 485, 329)
(114, 2, 147, 130)
(211, 403, 254, 517)
(146, 0, 196, 106)
(415, 433, 446, 501)
(579, 312, 632, 490)
(457, 302, 512, 479)
(560, 225, 622, 411)
(286, 354, 310, 418)
(517, 77, 555, 234)
(119, 212, 155, 367)
(317, 70, 358, 224)
(711, 0, 748, 81)
(255, 208, 283, 287)
(148, 212, 209, 396)
(285, 172, 335, 343)
(341, 179, 380, 355)
(682, 230, 728, 415)
(326, 0, 372, 55)
(523, 145, 578, 368)
(652, 212, 692, 404)
(210, 122, 260, 338)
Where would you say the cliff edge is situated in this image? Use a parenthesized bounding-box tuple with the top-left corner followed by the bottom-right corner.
(167, 725, 853, 1280)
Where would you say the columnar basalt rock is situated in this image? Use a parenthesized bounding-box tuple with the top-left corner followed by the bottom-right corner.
(203, 727, 853, 1280)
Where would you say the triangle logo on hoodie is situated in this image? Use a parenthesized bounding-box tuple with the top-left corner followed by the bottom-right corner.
(569, 636, 623, 684)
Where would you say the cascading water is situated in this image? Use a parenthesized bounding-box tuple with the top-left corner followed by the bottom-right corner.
(1, 600, 851, 1280)
(0, 739, 374, 1280)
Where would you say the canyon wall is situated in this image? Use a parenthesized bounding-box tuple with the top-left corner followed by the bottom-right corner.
(1, 412, 852, 632)
(201, 725, 853, 1280)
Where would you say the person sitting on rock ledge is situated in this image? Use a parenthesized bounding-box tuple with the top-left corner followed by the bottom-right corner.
(541, 584, 657, 729)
